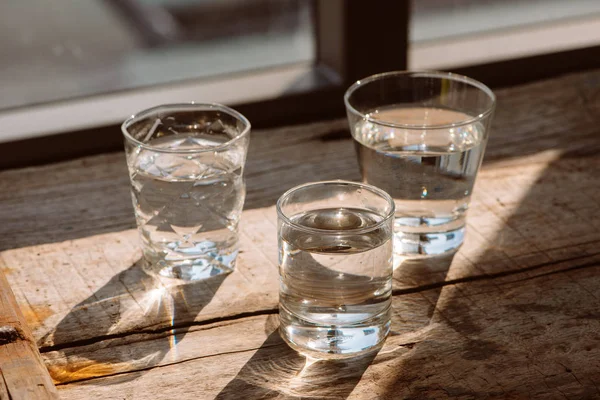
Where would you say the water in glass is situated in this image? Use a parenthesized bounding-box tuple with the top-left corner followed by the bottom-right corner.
(279, 207, 393, 358)
(129, 134, 245, 280)
(354, 106, 486, 256)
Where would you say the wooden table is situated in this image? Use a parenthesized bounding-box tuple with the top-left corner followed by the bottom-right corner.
(1, 70, 600, 399)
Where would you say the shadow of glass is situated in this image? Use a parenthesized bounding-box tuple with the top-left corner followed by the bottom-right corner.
(43, 258, 227, 384)
(391, 253, 455, 336)
(216, 330, 377, 400)
(378, 149, 600, 397)
(215, 254, 455, 399)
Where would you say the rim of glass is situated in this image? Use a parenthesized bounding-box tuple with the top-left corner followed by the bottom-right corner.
(276, 180, 395, 235)
(344, 70, 496, 130)
(121, 102, 251, 154)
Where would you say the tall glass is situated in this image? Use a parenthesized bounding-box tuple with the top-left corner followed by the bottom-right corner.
(345, 71, 495, 257)
(122, 103, 250, 280)
(277, 180, 395, 358)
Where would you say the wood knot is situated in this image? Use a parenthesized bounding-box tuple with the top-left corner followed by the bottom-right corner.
(0, 326, 26, 345)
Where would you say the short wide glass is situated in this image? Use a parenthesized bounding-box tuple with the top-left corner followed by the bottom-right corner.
(122, 103, 250, 280)
(277, 180, 395, 358)
(345, 71, 496, 257)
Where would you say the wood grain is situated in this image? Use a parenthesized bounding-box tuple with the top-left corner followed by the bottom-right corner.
(0, 119, 354, 252)
(1, 69, 600, 399)
(1, 209, 280, 349)
(2, 70, 599, 253)
(44, 252, 600, 398)
(0, 268, 58, 399)
(3, 148, 600, 397)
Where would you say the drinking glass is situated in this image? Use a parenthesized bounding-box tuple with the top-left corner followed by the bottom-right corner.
(122, 103, 250, 280)
(277, 180, 395, 358)
(345, 71, 495, 256)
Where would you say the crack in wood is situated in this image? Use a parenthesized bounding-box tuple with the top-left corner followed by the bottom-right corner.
(54, 341, 286, 387)
(5, 70, 599, 399)
(497, 261, 600, 286)
(0, 371, 12, 400)
(393, 252, 600, 296)
(38, 308, 278, 354)
(39, 254, 600, 355)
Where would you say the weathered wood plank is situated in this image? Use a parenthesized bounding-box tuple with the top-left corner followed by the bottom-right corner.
(0, 119, 354, 252)
(2, 142, 600, 346)
(3, 144, 598, 347)
(1, 69, 599, 254)
(49, 258, 600, 399)
(0, 268, 58, 399)
(1, 209, 280, 349)
(43, 314, 279, 387)
(2, 144, 600, 398)
(36, 239, 600, 391)
(1, 69, 599, 398)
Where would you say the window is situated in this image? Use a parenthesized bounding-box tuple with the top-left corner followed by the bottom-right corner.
(1, 0, 315, 111)
(0, 1, 410, 144)
(0, 0, 325, 139)
(409, 0, 600, 70)
(2, 0, 600, 168)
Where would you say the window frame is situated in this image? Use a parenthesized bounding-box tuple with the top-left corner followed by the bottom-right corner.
(2, 0, 600, 169)
(0, 0, 410, 168)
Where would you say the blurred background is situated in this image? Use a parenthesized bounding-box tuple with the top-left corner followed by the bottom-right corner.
(1, 0, 600, 166)
(0, 0, 314, 111)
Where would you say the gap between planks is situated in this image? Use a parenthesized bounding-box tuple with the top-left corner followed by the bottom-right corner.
(39, 248, 600, 354)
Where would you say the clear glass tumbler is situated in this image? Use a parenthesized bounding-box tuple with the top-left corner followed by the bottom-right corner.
(122, 103, 250, 280)
(345, 71, 495, 257)
(277, 180, 395, 358)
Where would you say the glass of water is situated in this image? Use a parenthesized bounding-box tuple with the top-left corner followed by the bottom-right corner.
(122, 103, 250, 280)
(277, 180, 395, 358)
(345, 71, 495, 257)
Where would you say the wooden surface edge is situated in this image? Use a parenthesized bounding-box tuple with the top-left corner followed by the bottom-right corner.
(0, 269, 58, 399)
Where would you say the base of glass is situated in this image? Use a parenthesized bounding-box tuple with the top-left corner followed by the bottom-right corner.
(393, 225, 465, 257)
(279, 306, 391, 359)
(144, 250, 237, 281)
